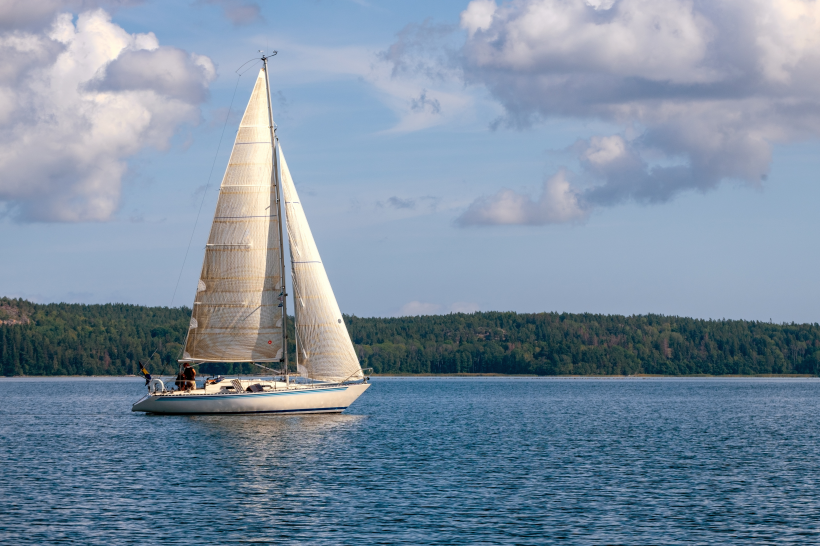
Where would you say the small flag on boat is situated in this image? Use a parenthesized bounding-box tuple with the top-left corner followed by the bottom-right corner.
(138, 361, 152, 385)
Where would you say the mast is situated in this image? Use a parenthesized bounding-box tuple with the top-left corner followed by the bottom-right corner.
(262, 52, 289, 382)
(294, 269, 300, 378)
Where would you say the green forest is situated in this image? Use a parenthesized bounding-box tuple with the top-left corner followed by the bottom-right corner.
(2, 297, 820, 377)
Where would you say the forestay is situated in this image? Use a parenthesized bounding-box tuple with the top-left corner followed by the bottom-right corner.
(183, 69, 284, 363)
(279, 146, 363, 382)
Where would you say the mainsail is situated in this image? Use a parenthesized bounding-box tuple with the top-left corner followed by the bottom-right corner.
(183, 69, 284, 363)
(279, 146, 363, 382)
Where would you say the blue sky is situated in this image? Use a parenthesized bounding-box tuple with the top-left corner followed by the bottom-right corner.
(2, 0, 820, 322)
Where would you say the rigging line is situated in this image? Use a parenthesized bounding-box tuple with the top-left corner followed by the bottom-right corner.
(253, 362, 280, 373)
(236, 57, 262, 76)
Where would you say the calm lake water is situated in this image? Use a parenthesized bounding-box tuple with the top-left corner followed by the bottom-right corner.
(1, 377, 820, 544)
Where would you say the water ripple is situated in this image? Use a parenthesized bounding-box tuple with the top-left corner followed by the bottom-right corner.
(1, 377, 819, 544)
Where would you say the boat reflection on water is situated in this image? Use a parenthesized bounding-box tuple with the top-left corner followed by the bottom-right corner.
(184, 412, 368, 460)
(185, 412, 367, 437)
(161, 413, 371, 507)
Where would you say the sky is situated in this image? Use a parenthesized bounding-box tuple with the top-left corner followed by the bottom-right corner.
(1, 0, 820, 322)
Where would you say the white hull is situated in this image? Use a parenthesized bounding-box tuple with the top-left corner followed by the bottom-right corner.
(132, 382, 370, 415)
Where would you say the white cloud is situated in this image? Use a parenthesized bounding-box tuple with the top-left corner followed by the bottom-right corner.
(585, 0, 615, 10)
(396, 300, 480, 316)
(263, 20, 485, 136)
(463, 0, 717, 85)
(450, 301, 480, 313)
(755, 0, 820, 83)
(457, 170, 588, 226)
(460, 0, 496, 36)
(283, 19, 475, 134)
(93, 47, 216, 102)
(397, 301, 442, 316)
(373, 23, 473, 134)
(583, 135, 628, 166)
(454, 0, 820, 217)
(0, 9, 215, 222)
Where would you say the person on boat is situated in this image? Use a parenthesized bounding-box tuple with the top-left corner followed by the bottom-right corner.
(182, 363, 197, 391)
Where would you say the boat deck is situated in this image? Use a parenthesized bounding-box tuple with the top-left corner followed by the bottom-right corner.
(155, 377, 352, 397)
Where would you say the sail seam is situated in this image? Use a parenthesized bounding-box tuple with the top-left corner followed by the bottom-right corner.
(214, 215, 277, 219)
(194, 300, 277, 303)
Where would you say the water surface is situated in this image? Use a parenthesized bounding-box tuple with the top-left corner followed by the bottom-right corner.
(1, 377, 819, 544)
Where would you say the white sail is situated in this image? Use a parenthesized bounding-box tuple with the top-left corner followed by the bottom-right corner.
(183, 69, 284, 363)
(279, 146, 363, 382)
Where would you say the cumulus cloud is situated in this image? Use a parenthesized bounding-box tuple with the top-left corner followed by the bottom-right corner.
(464, 0, 717, 87)
(92, 47, 216, 102)
(453, 0, 820, 221)
(460, 0, 496, 37)
(0, 9, 215, 222)
(457, 170, 587, 226)
(377, 0, 819, 224)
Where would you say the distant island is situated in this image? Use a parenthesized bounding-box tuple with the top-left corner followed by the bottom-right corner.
(1, 297, 818, 377)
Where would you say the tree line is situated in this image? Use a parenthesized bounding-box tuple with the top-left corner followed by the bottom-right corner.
(2, 297, 819, 377)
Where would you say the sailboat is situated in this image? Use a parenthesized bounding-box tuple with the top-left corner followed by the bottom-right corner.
(132, 54, 369, 415)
